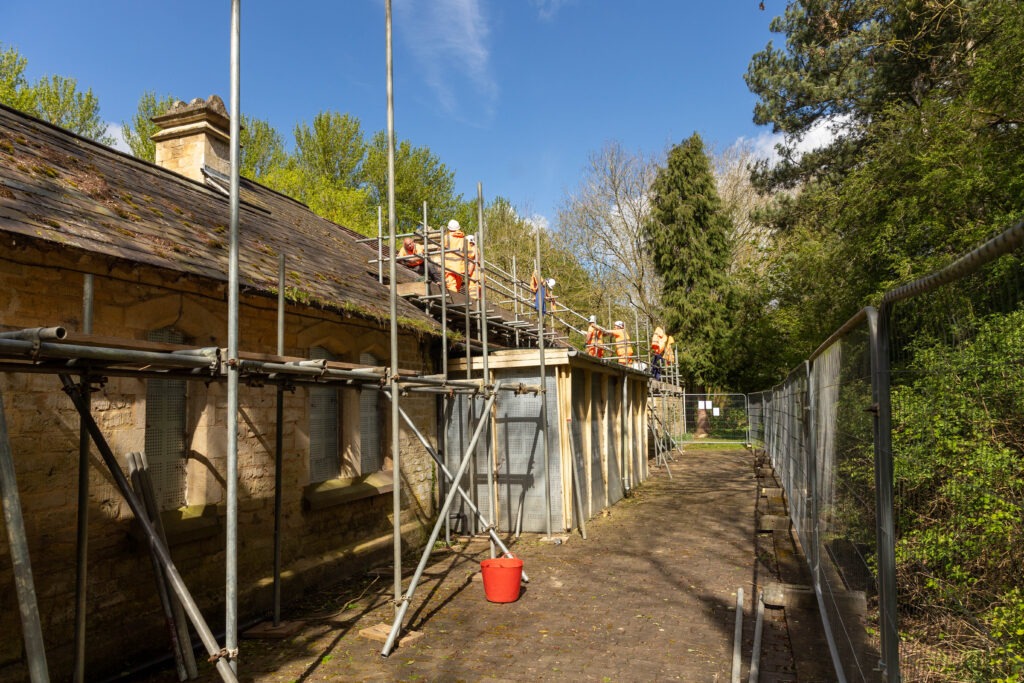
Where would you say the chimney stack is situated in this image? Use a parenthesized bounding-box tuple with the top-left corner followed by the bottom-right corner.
(151, 95, 230, 182)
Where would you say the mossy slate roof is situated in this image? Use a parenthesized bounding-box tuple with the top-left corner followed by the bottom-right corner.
(0, 103, 436, 331)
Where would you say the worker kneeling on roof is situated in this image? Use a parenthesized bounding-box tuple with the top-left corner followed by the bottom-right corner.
(399, 237, 425, 275)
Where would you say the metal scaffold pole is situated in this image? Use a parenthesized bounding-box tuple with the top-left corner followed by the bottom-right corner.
(384, 0, 403, 615)
(226, 0, 241, 673)
(0, 390, 49, 682)
(73, 274, 92, 683)
(381, 385, 502, 657)
(477, 181, 495, 558)
(273, 254, 286, 626)
(536, 227, 552, 538)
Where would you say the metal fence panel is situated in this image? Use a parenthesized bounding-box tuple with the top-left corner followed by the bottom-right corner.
(681, 393, 749, 444)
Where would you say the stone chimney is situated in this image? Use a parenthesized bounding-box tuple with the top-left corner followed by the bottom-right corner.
(151, 95, 230, 182)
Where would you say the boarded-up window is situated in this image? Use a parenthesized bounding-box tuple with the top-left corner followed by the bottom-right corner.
(359, 352, 382, 473)
(309, 346, 340, 483)
(144, 328, 188, 509)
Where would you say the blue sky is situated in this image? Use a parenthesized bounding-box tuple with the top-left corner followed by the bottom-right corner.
(1, 0, 783, 228)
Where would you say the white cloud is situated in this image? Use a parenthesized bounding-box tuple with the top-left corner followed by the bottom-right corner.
(105, 121, 131, 153)
(524, 213, 550, 233)
(395, 0, 497, 122)
(530, 0, 575, 21)
(740, 114, 854, 167)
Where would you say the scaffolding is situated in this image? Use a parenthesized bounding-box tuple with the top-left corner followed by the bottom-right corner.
(0, 2, 682, 679)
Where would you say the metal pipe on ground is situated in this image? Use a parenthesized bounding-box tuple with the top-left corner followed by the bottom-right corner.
(748, 590, 765, 683)
(732, 587, 744, 683)
(128, 453, 192, 682)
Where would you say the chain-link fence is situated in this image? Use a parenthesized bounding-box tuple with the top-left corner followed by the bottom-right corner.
(751, 221, 1024, 682)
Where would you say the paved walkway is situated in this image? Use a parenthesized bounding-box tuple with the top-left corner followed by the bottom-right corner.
(132, 448, 832, 682)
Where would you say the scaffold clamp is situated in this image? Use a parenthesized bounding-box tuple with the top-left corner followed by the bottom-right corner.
(208, 647, 238, 662)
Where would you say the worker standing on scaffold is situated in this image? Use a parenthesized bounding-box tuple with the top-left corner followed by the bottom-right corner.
(650, 325, 668, 379)
(585, 315, 604, 357)
(443, 219, 466, 293)
(609, 320, 633, 365)
(529, 272, 555, 314)
(466, 233, 481, 298)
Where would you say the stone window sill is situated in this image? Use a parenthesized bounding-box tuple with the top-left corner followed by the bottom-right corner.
(129, 504, 221, 546)
(303, 471, 395, 511)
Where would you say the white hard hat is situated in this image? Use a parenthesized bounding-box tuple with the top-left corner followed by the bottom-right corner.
(546, 278, 556, 288)
(589, 315, 597, 323)
(466, 234, 476, 242)
(615, 320, 624, 327)
(447, 219, 461, 231)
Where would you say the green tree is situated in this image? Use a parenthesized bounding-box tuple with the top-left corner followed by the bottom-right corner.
(0, 44, 35, 113)
(239, 116, 286, 180)
(0, 43, 112, 145)
(293, 111, 366, 186)
(363, 130, 463, 233)
(645, 133, 733, 389)
(121, 91, 176, 161)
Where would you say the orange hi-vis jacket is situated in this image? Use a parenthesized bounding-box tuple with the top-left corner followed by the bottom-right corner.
(443, 230, 466, 291)
(585, 323, 604, 357)
(609, 327, 632, 364)
(651, 326, 668, 355)
(399, 241, 424, 268)
(664, 336, 675, 365)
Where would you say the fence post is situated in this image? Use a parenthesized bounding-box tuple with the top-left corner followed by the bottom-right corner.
(867, 306, 901, 682)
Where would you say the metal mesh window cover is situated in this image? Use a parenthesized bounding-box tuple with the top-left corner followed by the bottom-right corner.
(144, 327, 187, 510)
(309, 347, 339, 483)
(359, 352, 382, 474)
(493, 368, 563, 534)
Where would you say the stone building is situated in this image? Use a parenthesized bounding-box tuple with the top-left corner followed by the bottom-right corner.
(0, 97, 444, 679)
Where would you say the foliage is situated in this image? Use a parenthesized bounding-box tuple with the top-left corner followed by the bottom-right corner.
(741, 0, 1024, 378)
(363, 130, 463, 234)
(293, 110, 366, 187)
(0, 43, 113, 145)
(891, 308, 1024, 681)
(644, 133, 733, 389)
(121, 91, 176, 161)
(557, 141, 662, 327)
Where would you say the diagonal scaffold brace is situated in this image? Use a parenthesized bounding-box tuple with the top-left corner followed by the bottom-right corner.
(58, 374, 239, 683)
(380, 381, 503, 657)
(381, 387, 529, 582)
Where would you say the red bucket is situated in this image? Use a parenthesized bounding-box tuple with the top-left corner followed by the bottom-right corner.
(480, 556, 523, 603)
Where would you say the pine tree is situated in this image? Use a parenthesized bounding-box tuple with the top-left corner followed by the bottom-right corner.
(645, 133, 732, 389)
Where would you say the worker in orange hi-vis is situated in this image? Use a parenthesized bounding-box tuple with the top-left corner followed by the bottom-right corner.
(442, 219, 466, 293)
(609, 320, 633, 365)
(466, 233, 481, 298)
(650, 325, 668, 379)
(664, 335, 676, 367)
(584, 315, 604, 357)
(398, 237, 425, 275)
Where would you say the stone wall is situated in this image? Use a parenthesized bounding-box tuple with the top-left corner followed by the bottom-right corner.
(0, 241, 440, 680)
